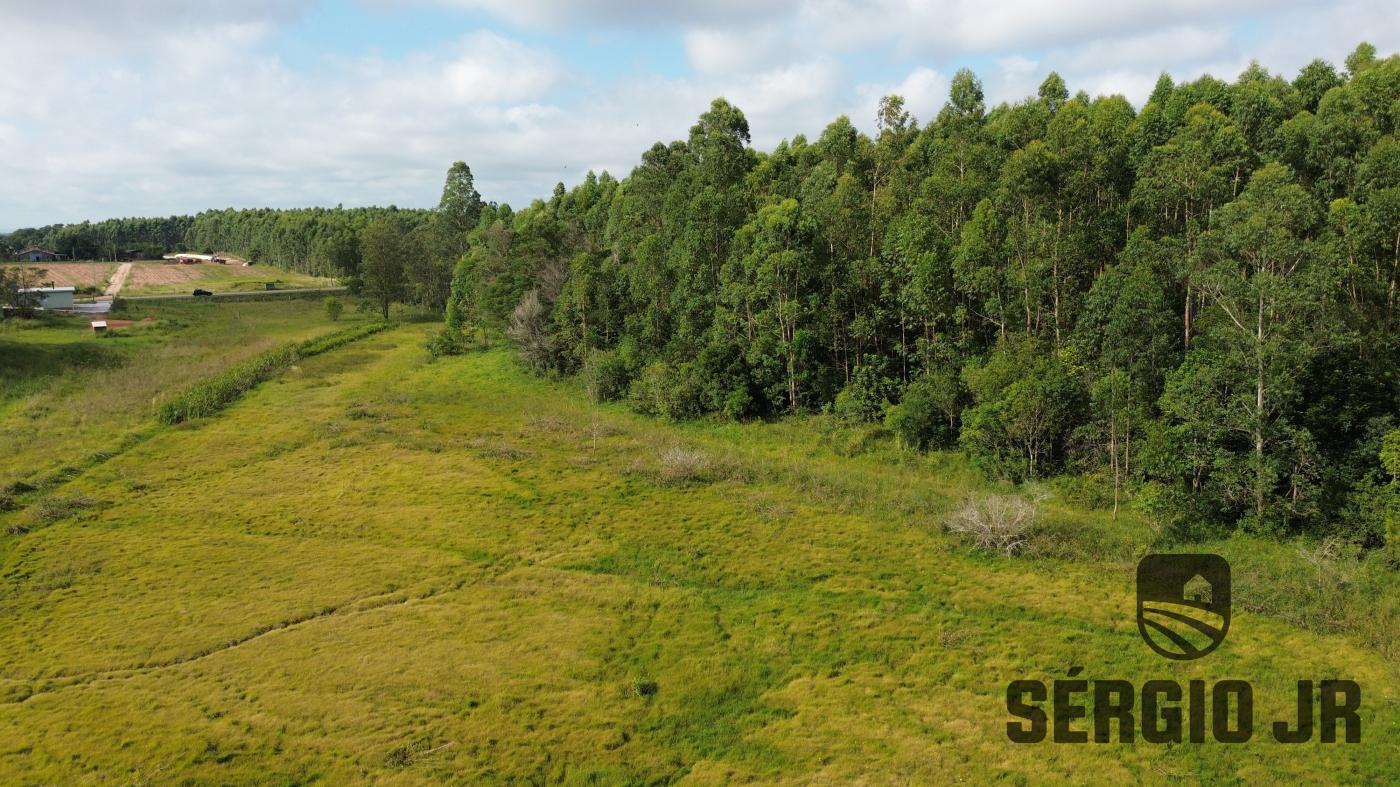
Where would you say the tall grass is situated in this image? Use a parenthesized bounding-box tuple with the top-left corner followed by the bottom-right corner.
(156, 322, 388, 424)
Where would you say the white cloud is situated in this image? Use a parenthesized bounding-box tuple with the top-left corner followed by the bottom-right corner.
(0, 0, 312, 49)
(415, 0, 797, 29)
(683, 26, 792, 75)
(1058, 26, 1231, 72)
(0, 26, 573, 225)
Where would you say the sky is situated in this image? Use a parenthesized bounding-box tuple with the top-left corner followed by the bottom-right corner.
(1, 0, 1397, 230)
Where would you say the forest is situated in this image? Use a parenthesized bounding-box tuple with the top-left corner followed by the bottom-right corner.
(7, 44, 1399, 550)
(437, 42, 1400, 548)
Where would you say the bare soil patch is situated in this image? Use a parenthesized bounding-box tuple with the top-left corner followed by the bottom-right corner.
(1, 263, 115, 290)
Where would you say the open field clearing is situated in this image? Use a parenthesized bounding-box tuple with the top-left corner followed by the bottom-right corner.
(1, 306, 1396, 783)
(122, 261, 335, 296)
(0, 300, 373, 492)
(1, 262, 114, 293)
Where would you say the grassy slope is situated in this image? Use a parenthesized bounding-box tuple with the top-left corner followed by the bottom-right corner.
(0, 320, 1397, 783)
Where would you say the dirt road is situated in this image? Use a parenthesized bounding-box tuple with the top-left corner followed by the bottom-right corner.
(104, 262, 132, 297)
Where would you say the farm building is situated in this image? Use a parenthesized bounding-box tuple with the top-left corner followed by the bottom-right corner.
(17, 286, 76, 309)
(163, 252, 215, 264)
(15, 246, 64, 262)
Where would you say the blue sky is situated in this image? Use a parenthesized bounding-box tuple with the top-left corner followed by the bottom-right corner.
(0, 0, 1396, 230)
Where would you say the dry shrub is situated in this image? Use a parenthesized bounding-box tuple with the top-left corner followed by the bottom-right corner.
(937, 627, 973, 649)
(945, 491, 1045, 556)
(525, 415, 572, 435)
(657, 446, 714, 484)
(477, 443, 531, 461)
(25, 495, 100, 526)
(748, 493, 793, 520)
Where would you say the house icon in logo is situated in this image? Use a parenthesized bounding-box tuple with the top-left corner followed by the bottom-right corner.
(1136, 554, 1231, 661)
(1183, 574, 1212, 605)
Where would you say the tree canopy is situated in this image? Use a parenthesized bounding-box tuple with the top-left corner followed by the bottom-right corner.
(446, 43, 1400, 545)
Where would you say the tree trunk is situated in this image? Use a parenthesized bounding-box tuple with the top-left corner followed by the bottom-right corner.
(1254, 290, 1266, 520)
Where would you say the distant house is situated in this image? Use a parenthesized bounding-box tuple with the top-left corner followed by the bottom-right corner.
(15, 246, 63, 262)
(17, 286, 76, 309)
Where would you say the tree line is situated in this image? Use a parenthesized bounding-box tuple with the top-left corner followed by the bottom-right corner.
(439, 43, 1400, 547)
(3, 216, 194, 261)
(2, 203, 463, 318)
(1, 205, 439, 282)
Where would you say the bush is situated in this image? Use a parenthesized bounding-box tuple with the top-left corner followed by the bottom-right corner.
(694, 339, 759, 418)
(324, 296, 343, 321)
(886, 368, 963, 451)
(628, 361, 706, 420)
(945, 492, 1044, 556)
(427, 327, 468, 358)
(581, 349, 630, 403)
(959, 339, 1086, 480)
(1383, 428, 1400, 557)
(833, 363, 897, 424)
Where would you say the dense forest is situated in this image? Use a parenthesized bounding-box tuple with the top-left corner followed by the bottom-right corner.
(181, 206, 434, 278)
(438, 43, 1400, 548)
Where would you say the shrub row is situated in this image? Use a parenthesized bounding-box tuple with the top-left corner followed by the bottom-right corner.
(156, 322, 389, 424)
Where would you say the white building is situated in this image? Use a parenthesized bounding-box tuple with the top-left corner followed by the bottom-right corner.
(18, 286, 76, 309)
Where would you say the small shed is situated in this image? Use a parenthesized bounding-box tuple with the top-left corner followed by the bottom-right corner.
(18, 286, 76, 309)
(15, 246, 63, 262)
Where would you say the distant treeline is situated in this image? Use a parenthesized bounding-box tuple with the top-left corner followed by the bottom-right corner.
(440, 43, 1400, 546)
(182, 206, 433, 277)
(2, 206, 434, 278)
(3, 216, 194, 261)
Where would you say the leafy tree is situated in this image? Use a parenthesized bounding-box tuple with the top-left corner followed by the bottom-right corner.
(886, 365, 964, 450)
(1161, 163, 1324, 530)
(359, 219, 408, 319)
(960, 337, 1086, 479)
(1294, 59, 1342, 112)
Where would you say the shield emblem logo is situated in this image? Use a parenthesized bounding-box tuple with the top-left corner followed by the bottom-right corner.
(1137, 554, 1230, 660)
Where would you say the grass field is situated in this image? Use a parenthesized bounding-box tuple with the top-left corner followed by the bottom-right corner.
(1, 304, 1397, 783)
(0, 300, 373, 492)
(122, 262, 336, 296)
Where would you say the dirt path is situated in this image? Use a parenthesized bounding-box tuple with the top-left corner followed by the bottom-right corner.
(103, 262, 132, 297)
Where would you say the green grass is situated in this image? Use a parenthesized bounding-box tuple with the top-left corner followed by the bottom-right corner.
(121, 261, 335, 296)
(0, 310, 1397, 783)
(156, 321, 389, 424)
(0, 299, 376, 494)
